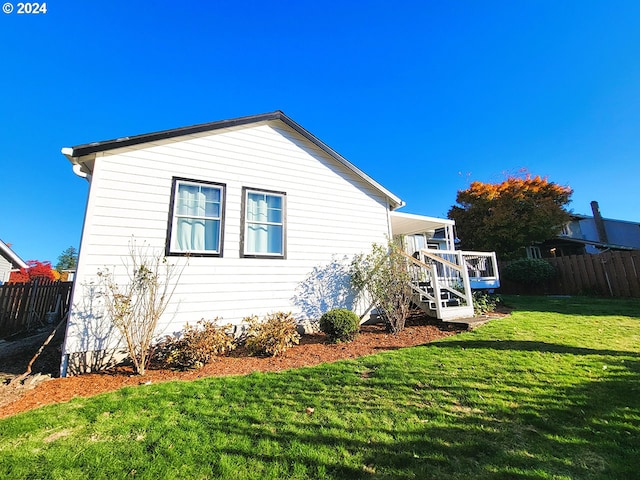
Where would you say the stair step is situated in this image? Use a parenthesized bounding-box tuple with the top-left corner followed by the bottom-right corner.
(429, 299, 461, 309)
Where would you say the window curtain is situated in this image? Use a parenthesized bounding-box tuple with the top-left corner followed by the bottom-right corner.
(177, 187, 207, 251)
(246, 194, 269, 253)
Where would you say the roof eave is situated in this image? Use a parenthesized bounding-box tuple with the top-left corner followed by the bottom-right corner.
(0, 239, 28, 269)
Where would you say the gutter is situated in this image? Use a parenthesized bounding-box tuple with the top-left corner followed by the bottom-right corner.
(62, 147, 92, 181)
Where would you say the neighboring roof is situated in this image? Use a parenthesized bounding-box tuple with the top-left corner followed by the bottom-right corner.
(390, 211, 453, 236)
(546, 236, 636, 252)
(569, 212, 640, 225)
(62, 111, 404, 210)
(0, 239, 28, 269)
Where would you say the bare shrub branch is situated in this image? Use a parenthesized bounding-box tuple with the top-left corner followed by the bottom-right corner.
(97, 241, 183, 375)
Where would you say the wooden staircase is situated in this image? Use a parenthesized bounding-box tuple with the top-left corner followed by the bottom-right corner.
(402, 250, 475, 320)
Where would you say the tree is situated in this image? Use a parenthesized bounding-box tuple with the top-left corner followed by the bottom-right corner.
(448, 173, 572, 260)
(8, 260, 57, 283)
(56, 246, 78, 272)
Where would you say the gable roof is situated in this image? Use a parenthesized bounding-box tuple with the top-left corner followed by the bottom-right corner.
(0, 239, 28, 269)
(62, 111, 404, 210)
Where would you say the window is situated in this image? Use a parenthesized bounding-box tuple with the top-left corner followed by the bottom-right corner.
(167, 178, 225, 256)
(242, 187, 285, 257)
(526, 245, 542, 259)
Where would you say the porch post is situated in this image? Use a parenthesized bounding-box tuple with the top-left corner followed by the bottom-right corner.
(446, 225, 455, 251)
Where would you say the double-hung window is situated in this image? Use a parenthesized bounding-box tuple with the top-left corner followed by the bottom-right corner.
(167, 178, 225, 256)
(242, 187, 285, 258)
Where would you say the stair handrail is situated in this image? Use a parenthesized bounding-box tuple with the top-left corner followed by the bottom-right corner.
(403, 249, 474, 308)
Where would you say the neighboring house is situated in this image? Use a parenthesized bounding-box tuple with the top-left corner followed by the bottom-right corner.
(0, 239, 27, 284)
(61, 111, 498, 375)
(527, 201, 640, 258)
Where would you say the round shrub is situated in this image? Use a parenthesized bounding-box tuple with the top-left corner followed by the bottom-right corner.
(502, 258, 556, 285)
(319, 308, 360, 343)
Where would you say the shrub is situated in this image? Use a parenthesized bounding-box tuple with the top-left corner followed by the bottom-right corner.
(154, 319, 236, 370)
(97, 242, 183, 375)
(472, 291, 501, 315)
(502, 258, 556, 285)
(245, 312, 300, 357)
(319, 308, 360, 343)
(351, 240, 413, 333)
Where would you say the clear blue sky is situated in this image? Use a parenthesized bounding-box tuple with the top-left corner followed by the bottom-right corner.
(2, 1, 639, 264)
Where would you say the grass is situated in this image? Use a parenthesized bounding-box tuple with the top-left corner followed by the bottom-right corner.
(1, 295, 639, 479)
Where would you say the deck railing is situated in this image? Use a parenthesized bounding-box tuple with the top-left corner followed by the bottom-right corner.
(460, 251, 500, 289)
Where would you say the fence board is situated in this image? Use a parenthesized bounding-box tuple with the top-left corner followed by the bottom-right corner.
(0, 280, 73, 338)
(624, 253, 640, 296)
(499, 250, 640, 297)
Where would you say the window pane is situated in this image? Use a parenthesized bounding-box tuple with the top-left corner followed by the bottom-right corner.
(267, 225, 283, 254)
(204, 219, 220, 251)
(247, 193, 267, 222)
(205, 200, 220, 218)
(267, 206, 281, 223)
(247, 224, 268, 253)
(267, 195, 281, 209)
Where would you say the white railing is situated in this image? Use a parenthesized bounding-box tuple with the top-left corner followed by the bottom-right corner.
(460, 251, 500, 289)
(404, 250, 474, 318)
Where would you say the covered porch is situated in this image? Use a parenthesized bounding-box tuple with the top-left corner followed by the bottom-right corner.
(390, 211, 500, 320)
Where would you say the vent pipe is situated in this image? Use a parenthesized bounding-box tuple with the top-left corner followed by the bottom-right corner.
(590, 201, 609, 245)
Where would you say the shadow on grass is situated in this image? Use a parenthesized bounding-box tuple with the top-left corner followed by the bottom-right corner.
(429, 339, 640, 359)
(502, 295, 640, 317)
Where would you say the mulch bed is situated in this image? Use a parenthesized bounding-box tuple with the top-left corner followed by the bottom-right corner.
(0, 313, 467, 419)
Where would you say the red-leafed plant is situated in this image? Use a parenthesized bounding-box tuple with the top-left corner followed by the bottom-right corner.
(8, 260, 57, 283)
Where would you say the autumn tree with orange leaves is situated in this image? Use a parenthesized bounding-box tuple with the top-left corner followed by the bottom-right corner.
(448, 173, 572, 260)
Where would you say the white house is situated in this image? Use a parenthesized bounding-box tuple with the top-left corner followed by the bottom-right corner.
(0, 239, 27, 284)
(61, 111, 498, 375)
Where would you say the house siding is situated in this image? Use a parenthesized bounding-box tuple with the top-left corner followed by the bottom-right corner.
(64, 121, 392, 362)
(0, 256, 12, 283)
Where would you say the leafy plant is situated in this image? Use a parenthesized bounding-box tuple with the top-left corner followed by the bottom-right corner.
(245, 312, 301, 357)
(472, 291, 501, 315)
(448, 171, 572, 259)
(351, 240, 413, 333)
(8, 260, 57, 283)
(502, 258, 556, 285)
(97, 241, 183, 375)
(154, 319, 236, 370)
(319, 308, 360, 343)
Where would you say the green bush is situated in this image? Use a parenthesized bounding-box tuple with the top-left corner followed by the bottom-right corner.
(245, 312, 301, 357)
(502, 258, 556, 285)
(472, 291, 501, 315)
(154, 319, 236, 370)
(319, 308, 360, 343)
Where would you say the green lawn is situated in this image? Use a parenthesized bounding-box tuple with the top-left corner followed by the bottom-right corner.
(1, 296, 639, 479)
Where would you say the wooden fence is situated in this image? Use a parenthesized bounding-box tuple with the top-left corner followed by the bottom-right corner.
(0, 280, 73, 338)
(498, 250, 640, 297)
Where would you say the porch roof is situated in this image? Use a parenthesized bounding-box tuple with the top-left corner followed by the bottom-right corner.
(390, 211, 454, 236)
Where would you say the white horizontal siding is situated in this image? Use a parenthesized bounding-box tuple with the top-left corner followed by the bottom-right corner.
(65, 121, 391, 358)
(0, 256, 12, 283)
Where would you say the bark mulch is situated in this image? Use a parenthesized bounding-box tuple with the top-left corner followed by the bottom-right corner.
(0, 313, 468, 419)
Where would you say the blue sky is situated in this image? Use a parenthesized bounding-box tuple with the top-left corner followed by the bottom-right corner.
(1, 1, 639, 264)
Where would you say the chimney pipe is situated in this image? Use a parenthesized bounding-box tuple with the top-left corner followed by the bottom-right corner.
(590, 201, 609, 245)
